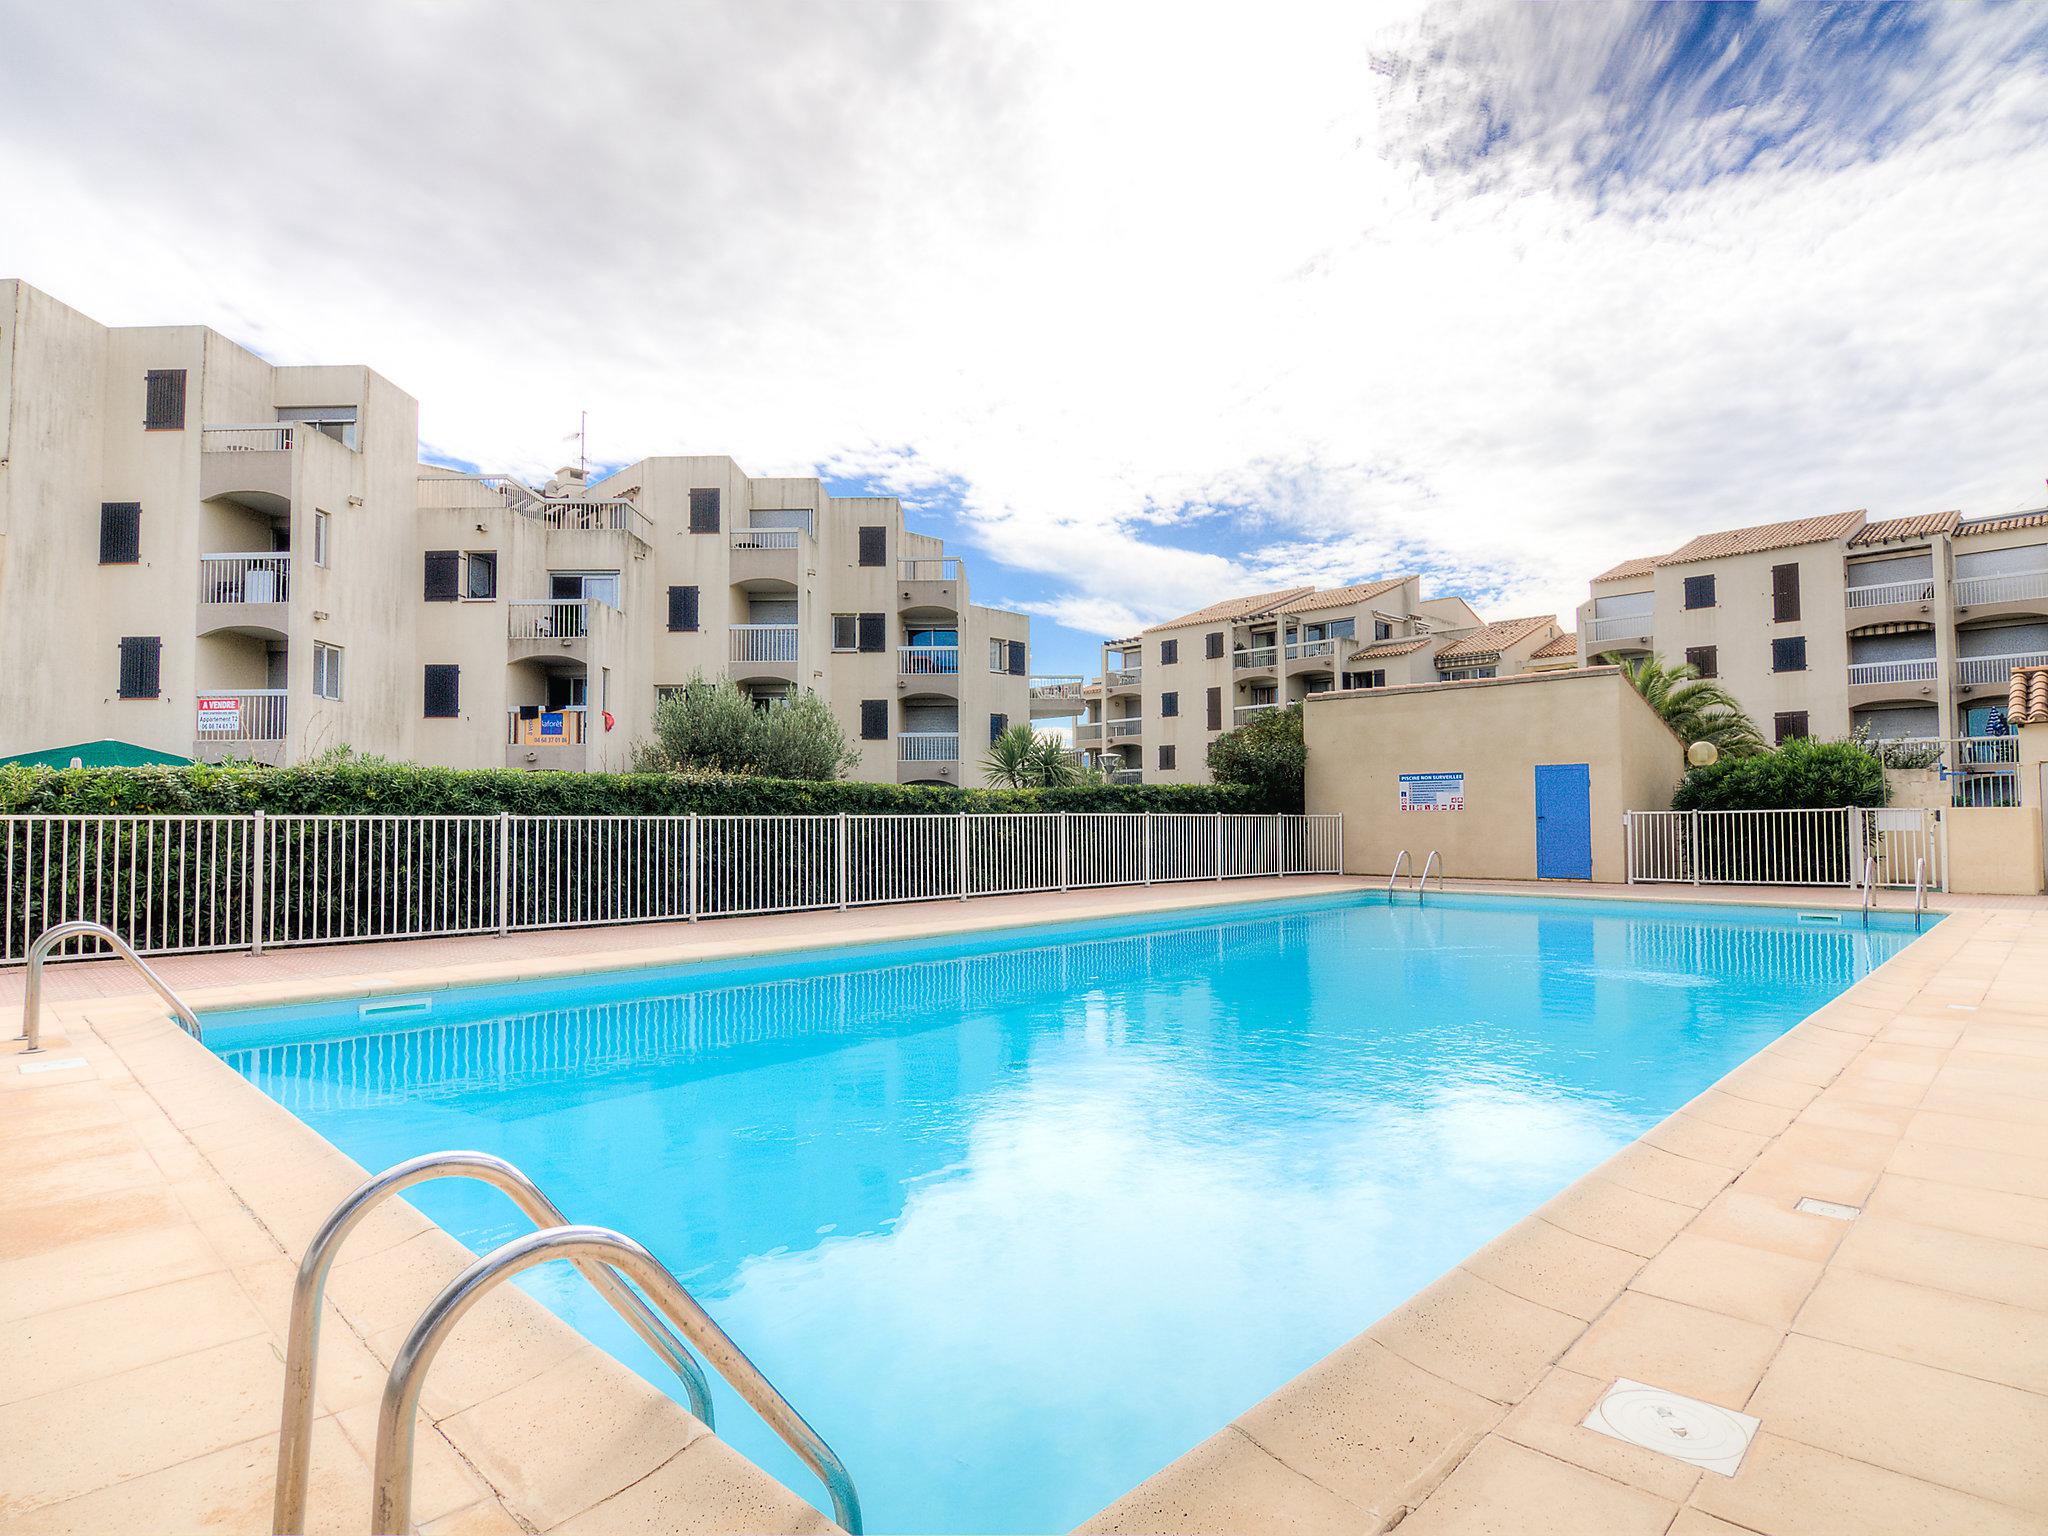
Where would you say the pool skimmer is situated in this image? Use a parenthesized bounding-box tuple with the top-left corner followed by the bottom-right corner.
(1795, 1196, 1861, 1220)
(1582, 1379, 1758, 1476)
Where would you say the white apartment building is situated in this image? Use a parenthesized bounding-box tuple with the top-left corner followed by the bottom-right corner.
(0, 281, 1031, 782)
(1576, 506, 2048, 780)
(1074, 577, 1564, 784)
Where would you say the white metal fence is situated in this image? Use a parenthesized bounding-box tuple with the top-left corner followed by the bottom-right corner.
(2, 811, 1344, 964)
(1624, 807, 1940, 889)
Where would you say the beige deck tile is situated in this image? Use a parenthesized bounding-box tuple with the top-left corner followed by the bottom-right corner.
(1745, 1334, 2048, 1512)
(1665, 1511, 1763, 1536)
(0, 1143, 166, 1213)
(1233, 1335, 1502, 1518)
(1690, 1430, 2048, 1536)
(1917, 1083, 2048, 1127)
(1538, 1175, 1696, 1259)
(1677, 1088, 1798, 1138)
(1626, 1231, 1824, 1327)
(548, 1435, 857, 1536)
(1830, 1213, 2048, 1311)
(1794, 1092, 1917, 1137)
(1767, 1121, 1901, 1172)
(359, 1279, 589, 1423)
(1861, 1170, 2048, 1249)
(0, 1182, 194, 1264)
(1706, 1064, 1820, 1111)
(1908, 1106, 2048, 1156)
(1886, 1138, 2048, 1199)
(0, 1219, 224, 1322)
(1394, 1436, 1677, 1536)
(1494, 1367, 1701, 1502)
(1074, 1424, 1364, 1535)
(1587, 1141, 1736, 1209)
(1794, 1267, 2048, 1392)
(1557, 1292, 1782, 1409)
(1459, 1215, 1644, 1322)
(1366, 1268, 1584, 1405)
(1638, 1112, 1772, 1171)
(333, 1401, 495, 1530)
(416, 1498, 534, 1536)
(1685, 1186, 1850, 1264)
(3, 1269, 267, 1407)
(1728, 1144, 1880, 1207)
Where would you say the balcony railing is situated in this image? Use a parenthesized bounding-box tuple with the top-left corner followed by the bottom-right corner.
(1233, 646, 1278, 671)
(195, 690, 287, 742)
(202, 424, 294, 453)
(415, 473, 653, 543)
(1107, 719, 1143, 739)
(1847, 658, 1938, 686)
(899, 646, 960, 676)
(1954, 569, 2048, 607)
(1586, 613, 1653, 642)
(506, 706, 587, 746)
(1285, 639, 1337, 663)
(732, 527, 801, 551)
(1072, 722, 1104, 744)
(198, 552, 290, 605)
(731, 624, 799, 664)
(900, 558, 961, 581)
(1108, 769, 1143, 784)
(1234, 702, 1282, 725)
(1958, 650, 2048, 686)
(509, 600, 589, 641)
(898, 731, 960, 762)
(1845, 578, 1936, 608)
(1106, 667, 1141, 688)
(1028, 675, 1087, 701)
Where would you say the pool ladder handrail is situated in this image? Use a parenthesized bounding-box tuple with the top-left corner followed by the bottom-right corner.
(19, 920, 201, 1054)
(1859, 854, 1877, 929)
(373, 1224, 863, 1536)
(1386, 849, 1410, 902)
(1913, 855, 1927, 930)
(1415, 850, 1443, 903)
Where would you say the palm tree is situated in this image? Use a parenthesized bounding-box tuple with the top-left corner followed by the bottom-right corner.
(983, 724, 1090, 787)
(1607, 654, 1767, 758)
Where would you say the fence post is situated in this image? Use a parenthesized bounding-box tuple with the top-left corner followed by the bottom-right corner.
(496, 811, 512, 935)
(957, 812, 969, 901)
(686, 813, 699, 923)
(1214, 814, 1225, 880)
(836, 812, 849, 910)
(1058, 813, 1070, 891)
(1623, 812, 1633, 885)
(1274, 812, 1284, 876)
(249, 810, 266, 955)
(1335, 813, 1345, 876)
(1143, 812, 1153, 886)
(1689, 811, 1701, 887)
(1842, 806, 1857, 889)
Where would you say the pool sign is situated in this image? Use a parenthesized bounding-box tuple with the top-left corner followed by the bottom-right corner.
(196, 696, 242, 733)
(1400, 771, 1465, 812)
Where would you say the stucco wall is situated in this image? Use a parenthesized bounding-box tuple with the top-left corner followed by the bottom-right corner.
(1945, 806, 2045, 895)
(1303, 667, 1685, 883)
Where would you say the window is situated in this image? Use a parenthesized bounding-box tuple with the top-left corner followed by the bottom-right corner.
(423, 550, 460, 601)
(1205, 631, 1224, 659)
(1774, 711, 1809, 745)
(1374, 619, 1392, 641)
(423, 664, 460, 718)
(1771, 636, 1807, 673)
(1160, 638, 1179, 666)
(859, 700, 888, 740)
(989, 713, 1008, 742)
(1006, 639, 1026, 676)
(464, 550, 495, 598)
(667, 586, 700, 632)
(688, 488, 720, 534)
(834, 615, 859, 651)
(989, 638, 1006, 672)
(1683, 574, 1715, 609)
(857, 612, 885, 653)
(1342, 670, 1387, 690)
(1206, 686, 1222, 730)
(1160, 691, 1179, 718)
(1158, 745, 1176, 771)
(312, 510, 332, 568)
(857, 526, 886, 567)
(313, 642, 343, 700)
(1684, 645, 1718, 679)
(98, 503, 141, 564)
(1770, 562, 1801, 624)
(117, 636, 161, 699)
(143, 369, 186, 431)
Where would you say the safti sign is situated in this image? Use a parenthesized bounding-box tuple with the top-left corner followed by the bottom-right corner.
(1399, 771, 1465, 812)
(196, 697, 242, 733)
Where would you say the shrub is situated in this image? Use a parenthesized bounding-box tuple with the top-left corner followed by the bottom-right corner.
(1672, 736, 1888, 812)
(1207, 704, 1306, 812)
(634, 677, 859, 779)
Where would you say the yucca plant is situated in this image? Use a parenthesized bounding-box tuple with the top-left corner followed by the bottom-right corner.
(1606, 654, 1767, 758)
(982, 724, 1089, 787)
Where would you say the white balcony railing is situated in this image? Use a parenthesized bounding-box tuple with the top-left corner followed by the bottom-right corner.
(1107, 719, 1143, 739)
(731, 624, 799, 664)
(1847, 657, 1938, 687)
(506, 706, 587, 746)
(899, 646, 961, 677)
(731, 528, 800, 551)
(1108, 769, 1143, 784)
(508, 600, 589, 641)
(195, 689, 287, 742)
(1106, 667, 1141, 688)
(1072, 722, 1104, 744)
(1957, 650, 2048, 686)
(1845, 578, 1936, 608)
(900, 558, 961, 581)
(1028, 675, 1087, 701)
(1952, 735, 2020, 766)
(1954, 569, 2048, 608)
(1586, 613, 1654, 642)
(898, 731, 960, 762)
(198, 552, 291, 605)
(1234, 702, 1282, 725)
(201, 424, 294, 453)
(1285, 639, 1337, 663)
(1233, 646, 1279, 671)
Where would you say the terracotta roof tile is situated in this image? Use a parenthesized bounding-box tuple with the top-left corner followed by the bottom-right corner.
(2009, 666, 2048, 727)
(1958, 508, 2048, 539)
(1152, 586, 1316, 630)
(1257, 576, 1413, 616)
(1530, 632, 1579, 660)
(1434, 615, 1558, 665)
(1848, 512, 1960, 546)
(1591, 555, 1662, 584)
(1347, 636, 1432, 661)
(1655, 509, 1866, 566)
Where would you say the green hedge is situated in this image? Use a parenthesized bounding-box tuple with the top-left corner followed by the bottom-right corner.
(0, 762, 1283, 818)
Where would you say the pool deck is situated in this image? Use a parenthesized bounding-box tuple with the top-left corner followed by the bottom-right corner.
(1, 875, 2043, 1535)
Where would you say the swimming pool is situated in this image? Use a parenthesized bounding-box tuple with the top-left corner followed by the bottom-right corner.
(208, 892, 1924, 1533)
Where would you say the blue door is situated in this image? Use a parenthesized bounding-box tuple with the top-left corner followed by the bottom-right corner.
(1534, 763, 1592, 880)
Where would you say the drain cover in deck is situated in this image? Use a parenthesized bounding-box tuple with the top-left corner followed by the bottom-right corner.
(1582, 1378, 1758, 1476)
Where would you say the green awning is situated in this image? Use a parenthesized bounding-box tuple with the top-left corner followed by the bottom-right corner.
(0, 739, 194, 769)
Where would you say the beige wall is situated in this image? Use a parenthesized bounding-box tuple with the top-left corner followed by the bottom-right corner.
(1304, 667, 1685, 882)
(1944, 807, 2045, 895)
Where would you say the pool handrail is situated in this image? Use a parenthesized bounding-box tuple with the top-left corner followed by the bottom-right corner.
(1415, 850, 1443, 902)
(20, 920, 201, 1054)
(1914, 855, 1927, 930)
(272, 1151, 716, 1536)
(1386, 849, 1410, 902)
(1859, 854, 1877, 928)
(371, 1223, 862, 1535)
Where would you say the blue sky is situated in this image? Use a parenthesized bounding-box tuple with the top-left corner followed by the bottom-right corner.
(4, 1, 2045, 682)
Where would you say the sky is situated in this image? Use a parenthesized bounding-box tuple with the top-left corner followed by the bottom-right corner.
(3, 1, 2045, 679)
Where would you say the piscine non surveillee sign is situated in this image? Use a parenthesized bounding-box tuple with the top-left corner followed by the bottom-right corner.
(1399, 771, 1464, 812)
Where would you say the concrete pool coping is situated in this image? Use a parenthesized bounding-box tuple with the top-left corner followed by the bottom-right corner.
(3, 877, 2044, 1534)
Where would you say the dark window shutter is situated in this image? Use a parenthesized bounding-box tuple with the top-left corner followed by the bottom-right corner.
(1684, 645, 1718, 679)
(857, 526, 886, 567)
(1160, 638, 1178, 665)
(1774, 711, 1809, 745)
(1683, 573, 1715, 610)
(857, 612, 885, 653)
(1771, 563, 1801, 623)
(1205, 631, 1224, 659)
(667, 585, 699, 632)
(143, 369, 186, 430)
(1772, 636, 1807, 673)
(117, 636, 161, 699)
(1159, 745, 1176, 771)
(1007, 639, 1026, 676)
(860, 700, 888, 740)
(423, 550, 460, 601)
(688, 488, 721, 533)
(989, 713, 1007, 742)
(1160, 691, 1179, 718)
(423, 664, 461, 718)
(99, 502, 141, 564)
(1205, 686, 1222, 730)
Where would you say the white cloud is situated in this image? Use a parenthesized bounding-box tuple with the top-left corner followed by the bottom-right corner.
(2, 0, 2043, 640)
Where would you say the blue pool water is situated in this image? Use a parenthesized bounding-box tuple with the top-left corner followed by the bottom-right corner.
(208, 893, 1922, 1533)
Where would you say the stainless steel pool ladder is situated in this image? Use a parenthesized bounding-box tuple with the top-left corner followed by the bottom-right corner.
(274, 1151, 861, 1535)
(1415, 850, 1443, 902)
(1859, 854, 1877, 928)
(19, 920, 201, 1054)
(1386, 849, 1410, 902)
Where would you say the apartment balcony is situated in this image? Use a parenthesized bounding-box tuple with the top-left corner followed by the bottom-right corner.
(1957, 649, 2048, 691)
(897, 730, 961, 784)
(1234, 701, 1283, 726)
(898, 558, 963, 619)
(1846, 656, 1939, 707)
(899, 645, 960, 676)
(1584, 613, 1654, 652)
(1283, 639, 1339, 673)
(730, 526, 803, 587)
(417, 474, 652, 548)
(1072, 721, 1104, 747)
(199, 424, 297, 511)
(729, 622, 800, 686)
(193, 689, 287, 766)
(1105, 667, 1142, 695)
(1107, 769, 1143, 785)
(508, 599, 623, 672)
(505, 705, 587, 771)
(196, 553, 291, 638)
(1952, 567, 2048, 621)
(1844, 576, 1937, 627)
(1028, 675, 1088, 718)
(1106, 718, 1143, 740)
(1232, 646, 1279, 677)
